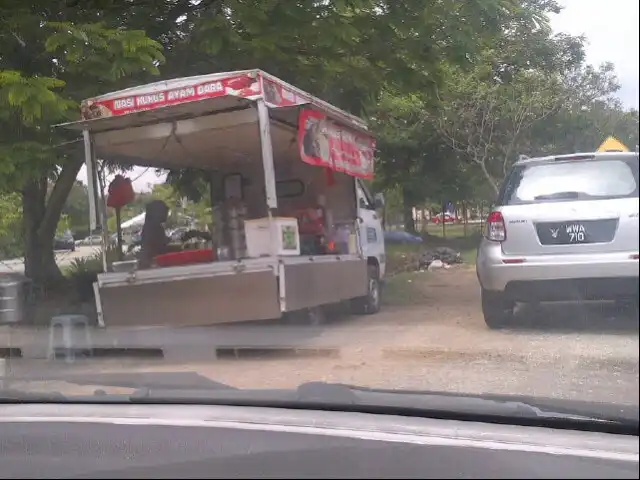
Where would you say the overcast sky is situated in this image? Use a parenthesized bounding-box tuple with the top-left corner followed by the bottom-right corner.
(78, 0, 640, 192)
(551, 0, 639, 109)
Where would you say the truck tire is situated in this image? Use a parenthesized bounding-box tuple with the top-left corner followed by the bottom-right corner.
(351, 265, 381, 315)
(481, 288, 514, 329)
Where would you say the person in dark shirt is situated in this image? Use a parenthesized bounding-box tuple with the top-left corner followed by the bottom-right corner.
(138, 200, 214, 268)
(139, 200, 172, 269)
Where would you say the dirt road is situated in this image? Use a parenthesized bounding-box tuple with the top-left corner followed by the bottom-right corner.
(7, 267, 639, 405)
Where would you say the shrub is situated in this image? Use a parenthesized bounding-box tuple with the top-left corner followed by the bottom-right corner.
(66, 246, 133, 302)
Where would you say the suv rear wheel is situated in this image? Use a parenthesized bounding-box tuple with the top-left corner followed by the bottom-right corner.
(481, 288, 515, 329)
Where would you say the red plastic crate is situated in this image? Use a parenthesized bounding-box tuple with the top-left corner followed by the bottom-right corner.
(154, 248, 216, 267)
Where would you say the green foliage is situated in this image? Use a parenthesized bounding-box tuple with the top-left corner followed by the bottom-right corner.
(56, 214, 71, 236)
(0, 142, 57, 189)
(151, 0, 524, 114)
(0, 5, 165, 284)
(66, 255, 102, 302)
(0, 193, 23, 259)
(0, 0, 634, 285)
(66, 245, 123, 277)
(372, 0, 633, 220)
(0, 70, 74, 126)
(44, 22, 165, 82)
(60, 181, 91, 236)
(433, 60, 625, 191)
(65, 245, 129, 301)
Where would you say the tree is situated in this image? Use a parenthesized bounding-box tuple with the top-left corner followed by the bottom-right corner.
(530, 98, 639, 155)
(148, 0, 526, 115)
(370, 0, 576, 223)
(60, 181, 90, 237)
(0, 4, 164, 287)
(432, 49, 620, 193)
(157, 0, 525, 212)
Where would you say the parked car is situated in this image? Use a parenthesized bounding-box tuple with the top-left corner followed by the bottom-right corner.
(384, 230, 423, 245)
(53, 235, 75, 251)
(169, 227, 189, 242)
(74, 235, 103, 247)
(130, 231, 142, 244)
(431, 212, 459, 224)
(476, 151, 639, 329)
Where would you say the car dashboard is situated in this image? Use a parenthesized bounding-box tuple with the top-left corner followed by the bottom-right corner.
(0, 404, 637, 479)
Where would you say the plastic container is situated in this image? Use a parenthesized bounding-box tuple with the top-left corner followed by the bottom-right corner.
(245, 217, 300, 257)
(154, 249, 216, 267)
(112, 260, 138, 273)
(330, 221, 360, 255)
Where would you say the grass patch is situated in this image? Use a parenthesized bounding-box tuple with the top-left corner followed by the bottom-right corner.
(422, 225, 480, 266)
(460, 246, 478, 265)
(386, 244, 424, 276)
(382, 271, 432, 306)
(385, 227, 481, 276)
(423, 223, 482, 238)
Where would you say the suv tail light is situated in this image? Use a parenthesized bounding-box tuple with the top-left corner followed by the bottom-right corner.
(485, 211, 506, 242)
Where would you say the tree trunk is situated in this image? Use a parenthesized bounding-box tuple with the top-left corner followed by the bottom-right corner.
(477, 160, 500, 195)
(21, 157, 84, 290)
(401, 186, 415, 233)
(462, 200, 468, 237)
(22, 178, 62, 288)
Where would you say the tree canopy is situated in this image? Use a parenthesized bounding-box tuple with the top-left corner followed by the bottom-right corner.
(0, 0, 637, 279)
(372, 1, 637, 230)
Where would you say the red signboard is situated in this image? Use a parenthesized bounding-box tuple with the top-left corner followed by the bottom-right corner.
(298, 109, 375, 179)
(80, 74, 261, 120)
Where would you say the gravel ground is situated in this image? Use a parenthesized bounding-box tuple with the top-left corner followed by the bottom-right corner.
(5, 267, 639, 405)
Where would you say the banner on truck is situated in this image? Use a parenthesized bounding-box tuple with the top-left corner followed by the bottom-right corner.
(80, 74, 261, 120)
(261, 77, 307, 108)
(298, 109, 375, 179)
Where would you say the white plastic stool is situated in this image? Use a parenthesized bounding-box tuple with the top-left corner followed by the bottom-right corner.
(48, 315, 93, 363)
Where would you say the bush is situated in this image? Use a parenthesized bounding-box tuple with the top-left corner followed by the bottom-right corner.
(66, 256, 101, 302)
(65, 246, 132, 302)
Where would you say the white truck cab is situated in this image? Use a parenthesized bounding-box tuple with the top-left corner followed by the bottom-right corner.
(356, 179, 386, 280)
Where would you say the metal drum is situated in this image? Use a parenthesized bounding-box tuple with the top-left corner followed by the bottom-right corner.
(0, 273, 25, 325)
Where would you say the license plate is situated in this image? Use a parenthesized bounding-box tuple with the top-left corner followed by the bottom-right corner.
(536, 219, 617, 246)
(561, 223, 588, 243)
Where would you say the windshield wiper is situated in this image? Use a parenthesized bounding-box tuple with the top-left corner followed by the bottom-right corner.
(126, 382, 638, 435)
(533, 191, 592, 200)
(3, 379, 637, 436)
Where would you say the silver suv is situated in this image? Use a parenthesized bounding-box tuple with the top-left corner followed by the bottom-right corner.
(476, 151, 639, 328)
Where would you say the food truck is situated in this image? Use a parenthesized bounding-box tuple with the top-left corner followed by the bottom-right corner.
(60, 70, 386, 327)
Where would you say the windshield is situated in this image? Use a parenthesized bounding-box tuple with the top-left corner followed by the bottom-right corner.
(0, 0, 638, 436)
(501, 158, 639, 205)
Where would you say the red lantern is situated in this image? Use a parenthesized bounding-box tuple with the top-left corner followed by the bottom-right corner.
(107, 175, 135, 208)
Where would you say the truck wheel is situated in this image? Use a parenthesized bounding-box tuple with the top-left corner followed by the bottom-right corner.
(351, 265, 381, 315)
(481, 288, 514, 329)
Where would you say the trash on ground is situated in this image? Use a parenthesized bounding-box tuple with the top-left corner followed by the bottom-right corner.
(419, 247, 463, 270)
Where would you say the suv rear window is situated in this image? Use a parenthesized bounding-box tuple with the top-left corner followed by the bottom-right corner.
(499, 157, 639, 205)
